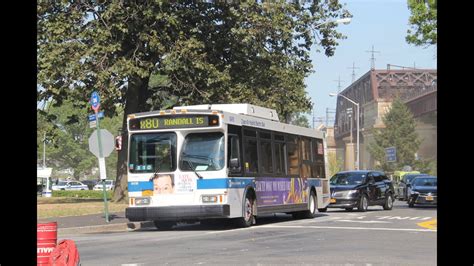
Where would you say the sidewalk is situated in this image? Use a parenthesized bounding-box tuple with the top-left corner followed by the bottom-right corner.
(37, 212, 155, 235)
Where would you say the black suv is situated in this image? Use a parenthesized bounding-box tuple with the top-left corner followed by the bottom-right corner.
(328, 170, 395, 212)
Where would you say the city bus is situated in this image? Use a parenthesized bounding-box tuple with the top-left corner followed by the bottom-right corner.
(125, 104, 330, 229)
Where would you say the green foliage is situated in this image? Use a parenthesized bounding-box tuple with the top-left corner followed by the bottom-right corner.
(368, 98, 421, 172)
(328, 152, 343, 178)
(37, 100, 123, 179)
(406, 0, 437, 47)
(52, 190, 112, 199)
(288, 112, 311, 128)
(413, 158, 437, 176)
(38, 1, 350, 117)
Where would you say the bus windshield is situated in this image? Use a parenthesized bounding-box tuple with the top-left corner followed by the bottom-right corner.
(129, 133, 177, 173)
(179, 132, 224, 171)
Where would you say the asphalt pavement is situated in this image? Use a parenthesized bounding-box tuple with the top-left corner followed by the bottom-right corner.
(37, 211, 155, 235)
(67, 201, 437, 265)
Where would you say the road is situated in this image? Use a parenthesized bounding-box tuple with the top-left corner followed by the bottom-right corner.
(65, 201, 436, 265)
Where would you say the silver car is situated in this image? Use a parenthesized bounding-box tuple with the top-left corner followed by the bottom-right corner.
(52, 181, 88, 191)
(93, 180, 115, 191)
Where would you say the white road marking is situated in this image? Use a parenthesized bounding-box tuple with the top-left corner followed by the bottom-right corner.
(337, 220, 391, 224)
(375, 216, 432, 221)
(259, 224, 436, 232)
(419, 217, 433, 220)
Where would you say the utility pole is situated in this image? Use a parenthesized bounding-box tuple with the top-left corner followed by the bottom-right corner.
(347, 108, 353, 143)
(326, 108, 336, 127)
(348, 62, 360, 83)
(43, 132, 46, 168)
(365, 45, 380, 70)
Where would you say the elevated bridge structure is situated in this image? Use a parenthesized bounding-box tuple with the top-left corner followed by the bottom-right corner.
(333, 68, 437, 170)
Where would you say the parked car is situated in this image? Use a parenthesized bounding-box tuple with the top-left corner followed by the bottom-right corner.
(52, 180, 88, 191)
(328, 170, 395, 212)
(396, 173, 429, 201)
(81, 180, 99, 190)
(93, 180, 115, 191)
(407, 176, 437, 207)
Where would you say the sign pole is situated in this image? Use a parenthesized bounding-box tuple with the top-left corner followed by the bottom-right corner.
(91, 92, 109, 223)
(96, 111, 109, 223)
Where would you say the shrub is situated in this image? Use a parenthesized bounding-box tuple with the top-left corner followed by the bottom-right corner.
(52, 190, 112, 199)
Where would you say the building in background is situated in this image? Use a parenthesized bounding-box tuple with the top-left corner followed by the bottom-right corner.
(333, 67, 437, 170)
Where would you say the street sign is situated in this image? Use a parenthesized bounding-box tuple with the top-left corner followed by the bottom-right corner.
(89, 120, 97, 128)
(385, 147, 397, 162)
(88, 111, 104, 121)
(90, 91, 100, 112)
(88, 129, 115, 158)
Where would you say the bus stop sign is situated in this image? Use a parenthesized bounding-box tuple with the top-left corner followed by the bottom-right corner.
(90, 91, 100, 112)
(88, 129, 115, 158)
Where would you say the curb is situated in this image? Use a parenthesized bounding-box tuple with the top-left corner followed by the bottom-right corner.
(58, 221, 156, 235)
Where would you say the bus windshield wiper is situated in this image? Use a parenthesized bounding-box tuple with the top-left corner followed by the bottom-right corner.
(185, 160, 203, 179)
(149, 160, 162, 181)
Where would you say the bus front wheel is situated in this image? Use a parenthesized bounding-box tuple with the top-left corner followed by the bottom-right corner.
(235, 192, 255, 228)
(154, 221, 175, 230)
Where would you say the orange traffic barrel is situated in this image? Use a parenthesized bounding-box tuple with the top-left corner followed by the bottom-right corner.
(37, 222, 57, 266)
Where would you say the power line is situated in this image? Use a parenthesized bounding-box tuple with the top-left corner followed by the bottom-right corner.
(333, 76, 345, 93)
(347, 62, 360, 83)
(365, 45, 380, 70)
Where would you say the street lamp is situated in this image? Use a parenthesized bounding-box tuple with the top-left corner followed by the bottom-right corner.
(313, 18, 352, 43)
(330, 92, 360, 170)
(315, 17, 352, 28)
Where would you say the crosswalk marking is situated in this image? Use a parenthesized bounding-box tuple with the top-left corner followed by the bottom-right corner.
(375, 216, 432, 221)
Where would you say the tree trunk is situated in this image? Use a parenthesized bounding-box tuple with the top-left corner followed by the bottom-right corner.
(112, 76, 149, 203)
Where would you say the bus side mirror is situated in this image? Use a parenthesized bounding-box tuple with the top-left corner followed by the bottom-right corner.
(115, 136, 122, 151)
(230, 158, 241, 172)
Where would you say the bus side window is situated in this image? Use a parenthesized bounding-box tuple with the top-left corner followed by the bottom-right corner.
(242, 128, 259, 175)
(228, 134, 241, 173)
(244, 138, 259, 174)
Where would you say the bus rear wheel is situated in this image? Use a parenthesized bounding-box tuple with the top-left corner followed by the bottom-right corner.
(293, 191, 317, 219)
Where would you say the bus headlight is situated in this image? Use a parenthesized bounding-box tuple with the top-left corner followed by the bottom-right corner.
(202, 195, 218, 203)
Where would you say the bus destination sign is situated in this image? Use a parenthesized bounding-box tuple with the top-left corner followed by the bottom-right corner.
(129, 115, 219, 130)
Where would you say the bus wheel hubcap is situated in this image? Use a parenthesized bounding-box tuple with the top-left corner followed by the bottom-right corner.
(245, 198, 252, 221)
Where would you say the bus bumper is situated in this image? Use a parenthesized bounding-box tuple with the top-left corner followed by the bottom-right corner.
(126, 205, 231, 222)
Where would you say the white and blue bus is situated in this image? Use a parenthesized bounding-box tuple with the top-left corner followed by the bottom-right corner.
(125, 104, 330, 228)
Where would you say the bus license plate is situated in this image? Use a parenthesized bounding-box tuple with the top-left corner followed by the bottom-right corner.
(426, 196, 433, 201)
(330, 198, 336, 203)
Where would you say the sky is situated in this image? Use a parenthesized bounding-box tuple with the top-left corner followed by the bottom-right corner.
(305, 0, 437, 127)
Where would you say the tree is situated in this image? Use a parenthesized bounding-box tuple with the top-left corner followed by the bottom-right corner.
(288, 112, 311, 128)
(327, 152, 343, 178)
(37, 100, 123, 180)
(368, 98, 421, 172)
(37, 100, 96, 180)
(406, 0, 437, 47)
(38, 1, 350, 202)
